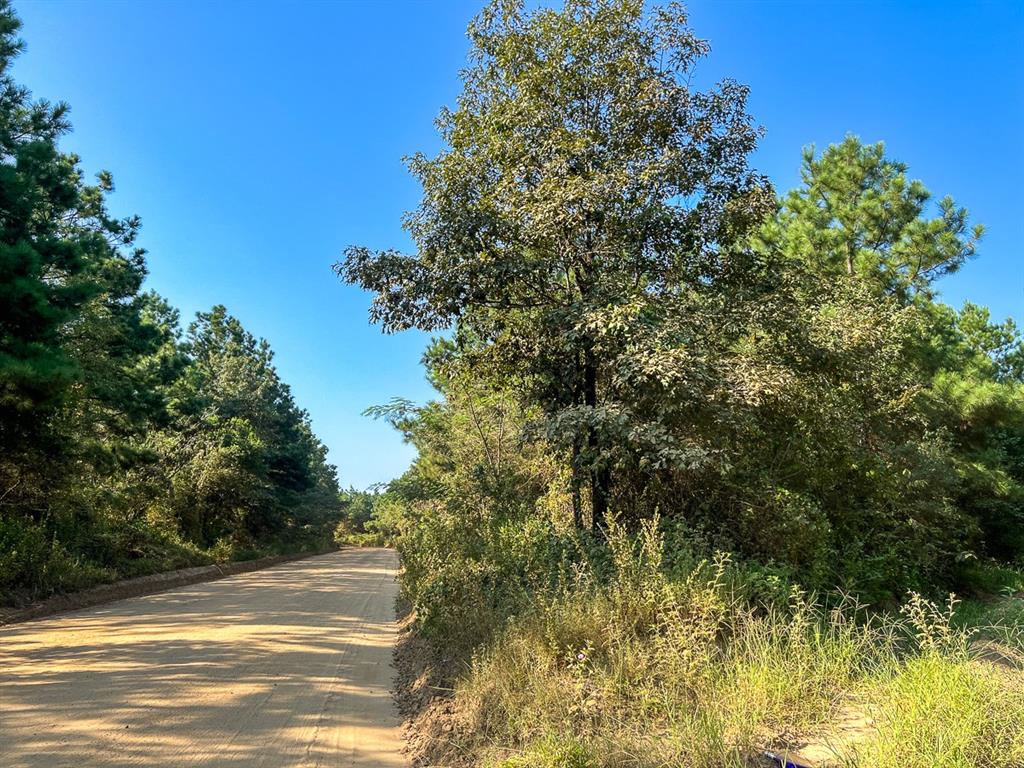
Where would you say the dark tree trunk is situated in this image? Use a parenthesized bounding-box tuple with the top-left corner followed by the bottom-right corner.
(591, 464, 610, 536)
(570, 463, 583, 530)
(583, 349, 609, 536)
(569, 348, 586, 532)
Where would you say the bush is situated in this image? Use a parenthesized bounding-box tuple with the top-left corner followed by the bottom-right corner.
(0, 516, 52, 594)
(0, 505, 334, 606)
(399, 507, 576, 651)
(0, 515, 121, 602)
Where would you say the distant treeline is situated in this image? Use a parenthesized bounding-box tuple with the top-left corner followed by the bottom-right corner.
(0, 3, 340, 603)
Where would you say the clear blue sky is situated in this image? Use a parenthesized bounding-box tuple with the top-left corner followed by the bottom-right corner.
(14, 0, 1022, 488)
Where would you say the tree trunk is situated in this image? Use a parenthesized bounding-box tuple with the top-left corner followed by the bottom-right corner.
(591, 464, 610, 536)
(570, 444, 584, 530)
(583, 349, 609, 536)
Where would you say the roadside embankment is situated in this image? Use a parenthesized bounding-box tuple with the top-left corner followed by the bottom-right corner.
(0, 548, 336, 626)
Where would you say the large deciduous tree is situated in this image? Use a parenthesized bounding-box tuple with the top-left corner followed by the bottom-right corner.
(339, 0, 771, 530)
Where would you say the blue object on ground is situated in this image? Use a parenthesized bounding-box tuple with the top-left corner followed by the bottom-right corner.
(762, 751, 812, 768)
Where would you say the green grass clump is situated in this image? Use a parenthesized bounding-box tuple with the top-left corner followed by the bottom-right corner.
(492, 736, 595, 768)
(847, 653, 1023, 768)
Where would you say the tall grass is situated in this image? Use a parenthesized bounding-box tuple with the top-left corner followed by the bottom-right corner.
(444, 520, 1023, 768)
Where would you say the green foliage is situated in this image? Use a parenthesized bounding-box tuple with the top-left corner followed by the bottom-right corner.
(493, 737, 595, 768)
(331, 485, 410, 547)
(342, 3, 1023, 765)
(338, 487, 377, 533)
(148, 305, 340, 550)
(340, 0, 772, 528)
(760, 135, 1024, 565)
(0, 2, 98, 446)
(850, 653, 1024, 767)
(457, 525, 1023, 768)
(343, 0, 1023, 599)
(917, 303, 1024, 560)
(758, 134, 981, 302)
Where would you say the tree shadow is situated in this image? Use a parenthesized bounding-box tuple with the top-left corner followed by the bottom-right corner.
(0, 549, 406, 767)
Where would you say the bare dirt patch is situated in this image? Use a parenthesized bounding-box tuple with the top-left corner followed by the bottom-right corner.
(392, 598, 475, 768)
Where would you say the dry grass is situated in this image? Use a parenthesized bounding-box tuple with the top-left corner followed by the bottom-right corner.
(442, 521, 1023, 768)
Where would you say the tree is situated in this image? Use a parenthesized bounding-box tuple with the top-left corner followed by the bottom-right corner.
(0, 1, 342, 599)
(339, 0, 770, 531)
(154, 306, 340, 547)
(0, 0, 141, 454)
(759, 135, 982, 302)
(921, 302, 1024, 560)
(763, 136, 1024, 564)
(0, 0, 161, 538)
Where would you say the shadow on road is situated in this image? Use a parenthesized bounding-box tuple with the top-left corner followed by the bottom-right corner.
(0, 549, 405, 767)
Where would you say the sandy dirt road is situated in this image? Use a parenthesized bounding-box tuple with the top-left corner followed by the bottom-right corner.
(0, 548, 405, 768)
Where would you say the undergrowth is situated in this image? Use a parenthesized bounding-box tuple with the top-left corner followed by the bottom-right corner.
(420, 520, 1023, 768)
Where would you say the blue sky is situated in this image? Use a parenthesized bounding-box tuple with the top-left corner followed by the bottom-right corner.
(14, 0, 1022, 488)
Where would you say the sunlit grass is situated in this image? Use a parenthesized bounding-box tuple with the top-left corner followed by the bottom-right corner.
(842, 653, 1024, 768)
(445, 523, 1023, 768)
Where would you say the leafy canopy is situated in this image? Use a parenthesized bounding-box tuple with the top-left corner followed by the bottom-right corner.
(339, 0, 771, 527)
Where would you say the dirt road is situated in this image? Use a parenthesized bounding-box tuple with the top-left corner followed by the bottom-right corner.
(0, 548, 405, 768)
